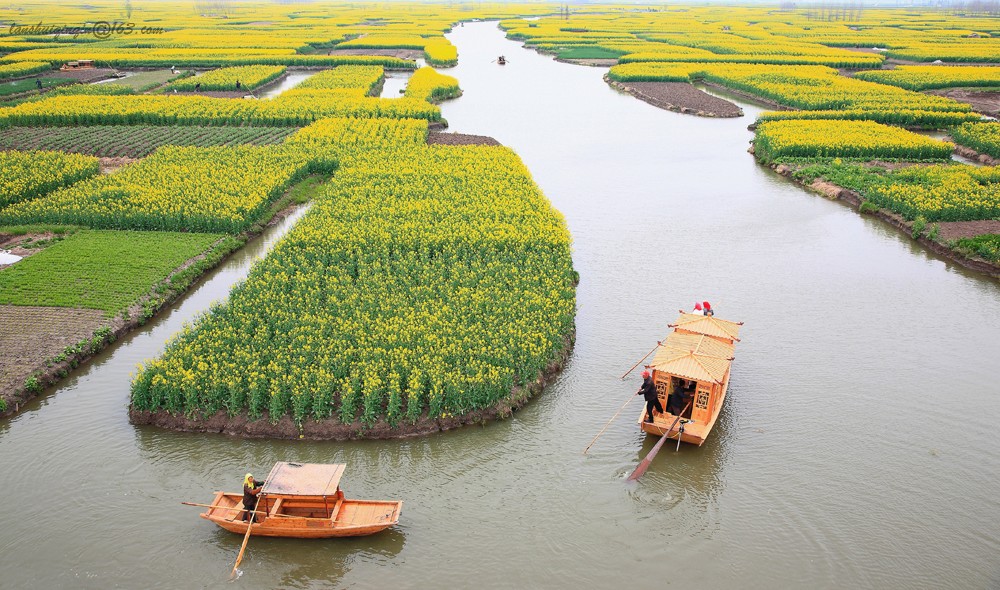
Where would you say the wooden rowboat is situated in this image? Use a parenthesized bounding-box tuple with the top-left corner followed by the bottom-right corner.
(198, 461, 401, 538)
(638, 312, 742, 446)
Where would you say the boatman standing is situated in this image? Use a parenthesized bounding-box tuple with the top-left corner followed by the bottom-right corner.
(242, 473, 265, 523)
(636, 370, 662, 423)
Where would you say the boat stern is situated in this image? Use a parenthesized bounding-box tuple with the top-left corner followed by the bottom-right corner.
(638, 414, 707, 446)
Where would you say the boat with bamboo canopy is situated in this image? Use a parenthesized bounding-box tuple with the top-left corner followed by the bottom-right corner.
(193, 461, 402, 538)
(637, 312, 742, 446)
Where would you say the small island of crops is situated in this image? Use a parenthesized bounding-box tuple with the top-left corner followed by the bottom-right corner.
(129, 117, 577, 438)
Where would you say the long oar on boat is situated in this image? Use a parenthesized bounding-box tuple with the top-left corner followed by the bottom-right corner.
(230, 494, 265, 580)
(626, 401, 692, 482)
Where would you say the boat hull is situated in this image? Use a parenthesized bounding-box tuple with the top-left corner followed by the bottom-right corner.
(639, 417, 706, 446)
(200, 492, 401, 538)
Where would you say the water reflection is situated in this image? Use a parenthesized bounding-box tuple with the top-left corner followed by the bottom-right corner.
(380, 70, 413, 98)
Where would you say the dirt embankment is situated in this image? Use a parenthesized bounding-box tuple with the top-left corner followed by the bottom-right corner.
(952, 144, 1000, 166)
(99, 157, 138, 174)
(926, 88, 1000, 118)
(427, 132, 501, 146)
(327, 48, 425, 61)
(557, 58, 619, 67)
(768, 163, 1000, 279)
(605, 76, 744, 118)
(129, 331, 575, 440)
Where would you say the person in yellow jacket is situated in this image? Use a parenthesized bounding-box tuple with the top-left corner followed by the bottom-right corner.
(242, 473, 265, 523)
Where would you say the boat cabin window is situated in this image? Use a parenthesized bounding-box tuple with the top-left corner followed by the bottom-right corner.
(695, 385, 711, 411)
(654, 374, 670, 398)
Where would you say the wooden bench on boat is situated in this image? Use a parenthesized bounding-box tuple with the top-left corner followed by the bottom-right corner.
(638, 312, 742, 446)
(198, 461, 402, 538)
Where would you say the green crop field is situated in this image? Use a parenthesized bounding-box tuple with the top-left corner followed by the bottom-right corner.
(0, 77, 73, 97)
(0, 230, 222, 314)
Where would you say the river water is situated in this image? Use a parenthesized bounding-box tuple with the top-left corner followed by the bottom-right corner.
(2, 21, 999, 590)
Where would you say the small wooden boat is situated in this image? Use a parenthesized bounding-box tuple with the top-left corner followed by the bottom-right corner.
(198, 462, 401, 538)
(638, 311, 742, 446)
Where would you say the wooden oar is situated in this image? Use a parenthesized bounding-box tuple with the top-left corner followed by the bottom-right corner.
(230, 494, 264, 580)
(619, 340, 663, 380)
(626, 401, 691, 482)
(582, 394, 637, 455)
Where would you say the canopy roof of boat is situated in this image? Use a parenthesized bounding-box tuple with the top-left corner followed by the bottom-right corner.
(671, 313, 742, 342)
(261, 462, 345, 497)
(649, 323, 736, 384)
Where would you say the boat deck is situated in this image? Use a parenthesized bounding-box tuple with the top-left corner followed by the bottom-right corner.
(639, 412, 709, 445)
(337, 500, 400, 527)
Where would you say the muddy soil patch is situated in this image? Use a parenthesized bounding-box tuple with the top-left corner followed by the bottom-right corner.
(0, 306, 107, 409)
(935, 220, 1000, 241)
(606, 77, 743, 118)
(926, 88, 1000, 117)
(99, 157, 138, 174)
(42, 69, 117, 83)
(427, 132, 501, 146)
(327, 48, 424, 61)
(953, 144, 1000, 166)
(558, 58, 619, 67)
(0, 231, 61, 263)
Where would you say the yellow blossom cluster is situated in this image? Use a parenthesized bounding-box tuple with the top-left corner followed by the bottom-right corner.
(754, 120, 953, 161)
(0, 150, 100, 208)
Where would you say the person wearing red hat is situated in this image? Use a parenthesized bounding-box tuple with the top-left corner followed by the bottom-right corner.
(703, 301, 714, 317)
(692, 302, 703, 315)
(635, 370, 662, 423)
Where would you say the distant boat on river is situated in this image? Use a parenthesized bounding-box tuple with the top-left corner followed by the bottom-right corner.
(638, 311, 742, 446)
(193, 461, 402, 538)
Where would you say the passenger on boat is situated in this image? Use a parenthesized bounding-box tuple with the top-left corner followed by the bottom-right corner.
(692, 302, 703, 315)
(636, 370, 662, 423)
(703, 301, 714, 317)
(668, 381, 689, 416)
(242, 473, 265, 522)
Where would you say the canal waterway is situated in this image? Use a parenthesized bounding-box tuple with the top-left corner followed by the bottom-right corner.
(259, 72, 315, 99)
(1, 21, 998, 590)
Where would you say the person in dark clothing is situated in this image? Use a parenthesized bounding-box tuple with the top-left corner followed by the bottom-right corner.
(635, 370, 662, 423)
(35, 78, 43, 90)
(242, 473, 265, 522)
(667, 381, 690, 416)
(235, 79, 242, 90)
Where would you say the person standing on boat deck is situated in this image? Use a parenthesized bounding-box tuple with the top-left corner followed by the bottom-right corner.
(242, 473, 265, 522)
(691, 302, 704, 315)
(703, 301, 714, 317)
(636, 370, 662, 423)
